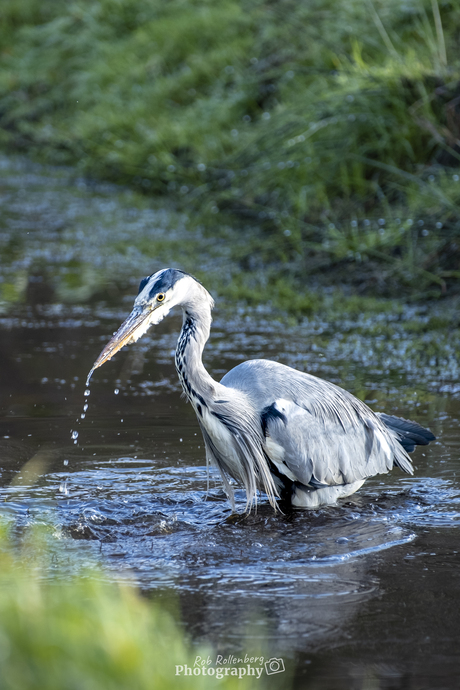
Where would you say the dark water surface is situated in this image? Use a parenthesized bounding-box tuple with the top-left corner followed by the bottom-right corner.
(1, 157, 459, 689)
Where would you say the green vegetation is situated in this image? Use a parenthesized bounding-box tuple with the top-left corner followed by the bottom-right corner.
(0, 0, 459, 303)
(0, 524, 259, 690)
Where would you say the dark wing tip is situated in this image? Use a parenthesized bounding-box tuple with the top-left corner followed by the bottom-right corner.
(377, 412, 436, 452)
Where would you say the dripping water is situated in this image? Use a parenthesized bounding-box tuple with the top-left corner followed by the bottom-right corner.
(70, 387, 91, 446)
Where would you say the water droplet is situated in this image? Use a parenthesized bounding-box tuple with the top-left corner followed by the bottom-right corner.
(80, 413, 86, 419)
(63, 459, 69, 466)
(85, 370, 94, 387)
(83, 403, 88, 412)
(114, 388, 119, 395)
(71, 431, 79, 441)
(84, 389, 90, 397)
(336, 536, 349, 544)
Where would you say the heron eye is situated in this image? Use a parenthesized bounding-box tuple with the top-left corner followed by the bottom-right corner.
(157, 293, 165, 302)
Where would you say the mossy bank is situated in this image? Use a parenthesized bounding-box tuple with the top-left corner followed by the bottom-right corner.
(1, 0, 460, 308)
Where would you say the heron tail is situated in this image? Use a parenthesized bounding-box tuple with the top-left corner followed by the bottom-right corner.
(377, 413, 436, 454)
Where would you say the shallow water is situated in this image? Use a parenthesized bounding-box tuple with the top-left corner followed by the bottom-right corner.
(1, 158, 459, 688)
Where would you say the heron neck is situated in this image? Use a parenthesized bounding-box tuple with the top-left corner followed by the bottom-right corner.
(175, 306, 217, 403)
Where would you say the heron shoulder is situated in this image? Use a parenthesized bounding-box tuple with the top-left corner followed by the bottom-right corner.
(220, 359, 368, 425)
(220, 358, 302, 394)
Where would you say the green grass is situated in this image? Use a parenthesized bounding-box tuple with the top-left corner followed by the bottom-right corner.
(0, 0, 460, 301)
(0, 524, 261, 690)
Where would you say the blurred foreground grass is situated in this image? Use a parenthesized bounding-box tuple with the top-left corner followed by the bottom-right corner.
(0, 0, 460, 303)
(0, 523, 259, 690)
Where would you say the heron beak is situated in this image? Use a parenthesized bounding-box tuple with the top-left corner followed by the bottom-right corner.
(88, 307, 153, 381)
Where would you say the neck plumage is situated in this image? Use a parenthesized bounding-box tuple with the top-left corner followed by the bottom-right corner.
(175, 303, 218, 408)
(173, 291, 279, 511)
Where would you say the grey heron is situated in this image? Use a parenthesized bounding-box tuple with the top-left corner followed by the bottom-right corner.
(88, 268, 435, 511)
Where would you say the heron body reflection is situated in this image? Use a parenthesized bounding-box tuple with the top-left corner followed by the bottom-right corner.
(89, 268, 435, 511)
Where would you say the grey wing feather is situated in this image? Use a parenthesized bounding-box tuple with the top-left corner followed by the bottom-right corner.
(221, 359, 413, 488)
(264, 399, 396, 488)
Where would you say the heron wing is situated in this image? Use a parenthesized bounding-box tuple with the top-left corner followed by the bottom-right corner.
(220, 359, 411, 488)
(262, 398, 395, 488)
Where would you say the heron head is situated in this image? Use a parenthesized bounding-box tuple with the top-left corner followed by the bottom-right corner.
(89, 268, 207, 378)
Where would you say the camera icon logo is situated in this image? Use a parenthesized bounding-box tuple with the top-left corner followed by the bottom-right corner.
(265, 658, 285, 675)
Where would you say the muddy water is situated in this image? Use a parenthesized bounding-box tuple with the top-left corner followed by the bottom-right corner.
(1, 157, 460, 688)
